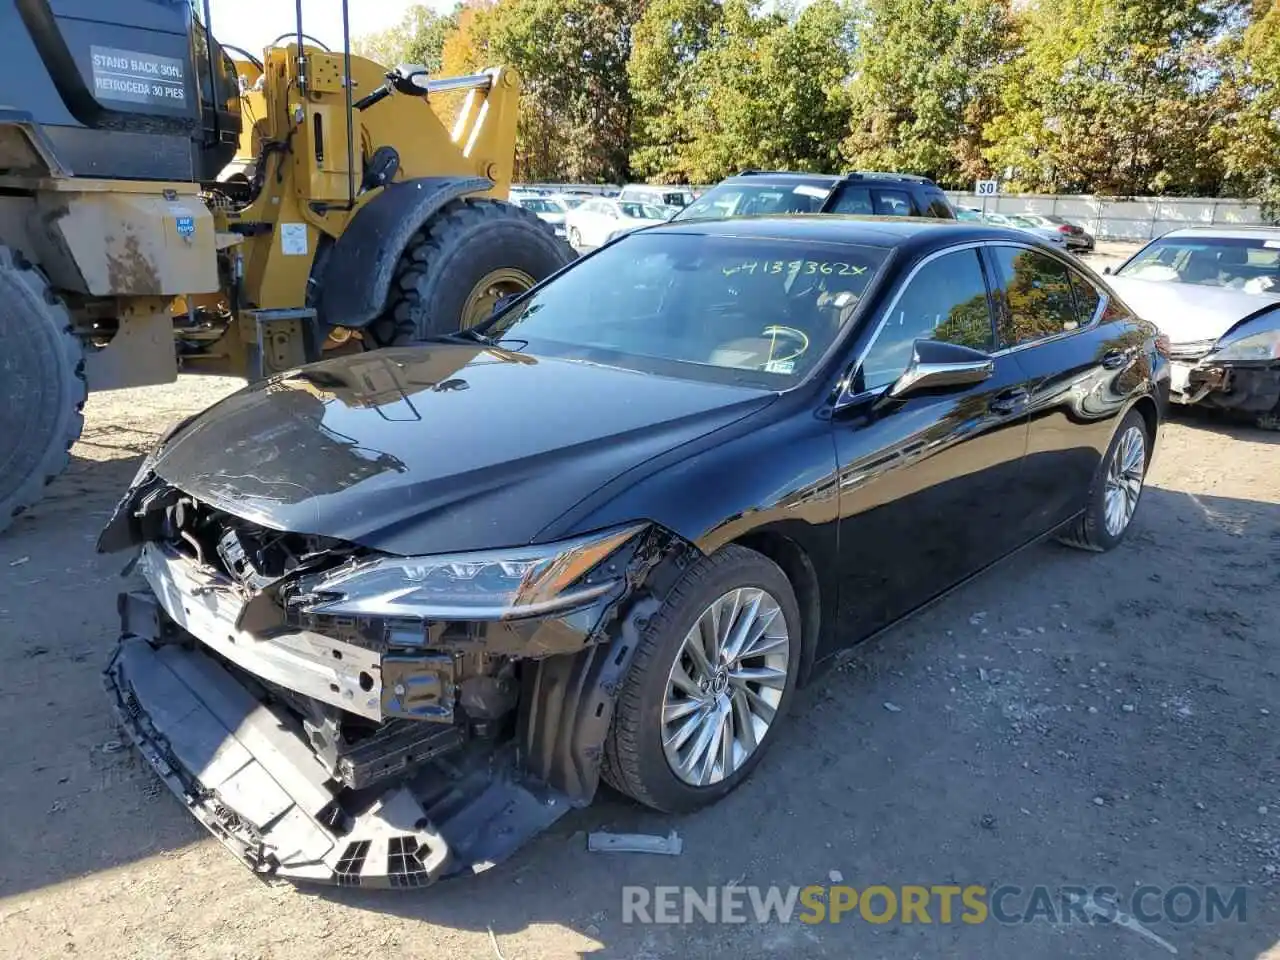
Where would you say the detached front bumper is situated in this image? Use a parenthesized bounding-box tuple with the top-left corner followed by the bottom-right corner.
(106, 625, 569, 887)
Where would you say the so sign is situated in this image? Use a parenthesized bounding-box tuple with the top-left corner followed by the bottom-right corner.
(975, 180, 999, 197)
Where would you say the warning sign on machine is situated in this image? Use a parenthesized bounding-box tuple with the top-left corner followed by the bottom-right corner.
(90, 46, 187, 107)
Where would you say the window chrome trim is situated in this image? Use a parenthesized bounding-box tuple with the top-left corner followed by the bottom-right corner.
(835, 240, 994, 405)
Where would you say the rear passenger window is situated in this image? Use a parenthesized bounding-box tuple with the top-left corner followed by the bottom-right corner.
(990, 246, 1078, 346)
(1069, 270, 1102, 325)
(872, 189, 915, 216)
(924, 195, 954, 219)
(827, 186, 874, 215)
(859, 249, 995, 391)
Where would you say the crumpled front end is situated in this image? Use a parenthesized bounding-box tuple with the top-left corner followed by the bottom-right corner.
(101, 478, 685, 887)
(1166, 339, 1280, 418)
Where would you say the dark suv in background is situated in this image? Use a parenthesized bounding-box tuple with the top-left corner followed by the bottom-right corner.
(673, 170, 957, 222)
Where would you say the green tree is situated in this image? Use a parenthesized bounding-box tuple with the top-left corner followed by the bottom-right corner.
(354, 4, 461, 72)
(840, 0, 1015, 187)
(631, 0, 857, 182)
(1214, 0, 1280, 214)
(628, 0, 725, 181)
(985, 0, 1239, 195)
(442, 0, 641, 182)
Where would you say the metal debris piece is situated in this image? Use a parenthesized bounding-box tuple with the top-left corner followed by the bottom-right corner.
(587, 829, 683, 856)
(883, 701, 902, 713)
(487, 925, 507, 960)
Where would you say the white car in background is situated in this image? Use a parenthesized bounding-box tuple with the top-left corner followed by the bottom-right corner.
(957, 208, 1069, 250)
(564, 198, 671, 249)
(510, 194, 569, 238)
(617, 184, 696, 210)
(1106, 227, 1280, 427)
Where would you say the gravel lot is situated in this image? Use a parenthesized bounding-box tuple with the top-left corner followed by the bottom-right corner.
(2, 247, 1277, 958)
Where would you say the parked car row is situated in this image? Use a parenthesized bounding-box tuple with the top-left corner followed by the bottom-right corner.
(956, 207, 1096, 253)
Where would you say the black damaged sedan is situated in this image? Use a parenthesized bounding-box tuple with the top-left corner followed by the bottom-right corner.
(99, 217, 1168, 886)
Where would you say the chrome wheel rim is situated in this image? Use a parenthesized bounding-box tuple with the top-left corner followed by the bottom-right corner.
(1103, 426, 1146, 536)
(661, 587, 790, 787)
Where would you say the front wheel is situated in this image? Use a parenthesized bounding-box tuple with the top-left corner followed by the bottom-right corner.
(567, 225, 582, 248)
(1057, 408, 1150, 552)
(602, 545, 801, 813)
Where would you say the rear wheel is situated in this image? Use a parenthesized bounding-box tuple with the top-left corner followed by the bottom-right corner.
(1057, 408, 1150, 552)
(0, 247, 86, 534)
(383, 198, 572, 343)
(602, 545, 801, 813)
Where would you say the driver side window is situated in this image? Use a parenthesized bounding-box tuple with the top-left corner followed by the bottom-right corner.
(859, 249, 995, 392)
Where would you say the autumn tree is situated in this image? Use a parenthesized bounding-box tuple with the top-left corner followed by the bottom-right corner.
(984, 0, 1240, 195)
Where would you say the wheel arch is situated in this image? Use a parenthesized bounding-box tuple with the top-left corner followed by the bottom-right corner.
(313, 175, 493, 330)
(729, 528, 823, 687)
(1129, 393, 1160, 451)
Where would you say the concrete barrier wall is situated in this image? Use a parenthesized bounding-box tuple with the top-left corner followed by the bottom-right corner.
(946, 192, 1274, 241)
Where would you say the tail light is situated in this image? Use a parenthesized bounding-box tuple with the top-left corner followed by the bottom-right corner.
(1154, 334, 1171, 358)
(1057, 224, 1072, 233)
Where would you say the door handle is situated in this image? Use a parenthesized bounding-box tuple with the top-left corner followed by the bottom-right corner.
(990, 387, 1028, 415)
(1102, 350, 1129, 370)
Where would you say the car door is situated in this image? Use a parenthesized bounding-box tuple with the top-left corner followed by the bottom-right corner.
(829, 245, 1034, 646)
(986, 243, 1150, 538)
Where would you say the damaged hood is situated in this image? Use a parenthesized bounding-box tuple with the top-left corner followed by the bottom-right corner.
(144, 344, 772, 555)
(1107, 276, 1280, 343)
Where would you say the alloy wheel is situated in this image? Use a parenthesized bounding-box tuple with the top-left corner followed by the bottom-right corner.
(661, 587, 791, 787)
(1103, 425, 1146, 536)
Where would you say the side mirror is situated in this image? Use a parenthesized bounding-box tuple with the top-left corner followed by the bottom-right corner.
(888, 339, 994, 399)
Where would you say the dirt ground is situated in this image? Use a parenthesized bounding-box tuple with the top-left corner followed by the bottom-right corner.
(3, 271, 1279, 958)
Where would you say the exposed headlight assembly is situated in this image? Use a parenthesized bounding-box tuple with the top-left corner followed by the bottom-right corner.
(1208, 328, 1280, 363)
(295, 524, 646, 620)
(1209, 308, 1280, 363)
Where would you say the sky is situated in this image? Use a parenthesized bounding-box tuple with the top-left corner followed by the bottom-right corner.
(206, 0, 442, 53)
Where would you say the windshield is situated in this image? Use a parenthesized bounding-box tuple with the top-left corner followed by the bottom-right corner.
(619, 202, 668, 220)
(520, 198, 565, 214)
(1118, 236, 1280, 293)
(674, 183, 831, 221)
(483, 232, 888, 386)
(1008, 215, 1040, 229)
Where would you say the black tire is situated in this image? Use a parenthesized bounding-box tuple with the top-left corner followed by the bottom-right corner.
(384, 198, 573, 343)
(1057, 408, 1150, 552)
(601, 544, 802, 813)
(0, 246, 86, 534)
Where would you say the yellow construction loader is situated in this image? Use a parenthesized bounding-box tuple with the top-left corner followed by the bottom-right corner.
(0, 0, 571, 532)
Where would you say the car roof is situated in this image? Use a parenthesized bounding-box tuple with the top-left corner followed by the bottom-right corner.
(717, 171, 942, 188)
(646, 214, 1043, 253)
(1159, 226, 1280, 241)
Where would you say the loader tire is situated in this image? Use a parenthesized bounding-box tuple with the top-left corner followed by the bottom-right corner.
(0, 247, 86, 534)
(385, 198, 573, 343)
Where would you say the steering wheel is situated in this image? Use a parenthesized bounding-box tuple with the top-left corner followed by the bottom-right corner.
(761, 325, 810, 365)
(270, 33, 332, 51)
